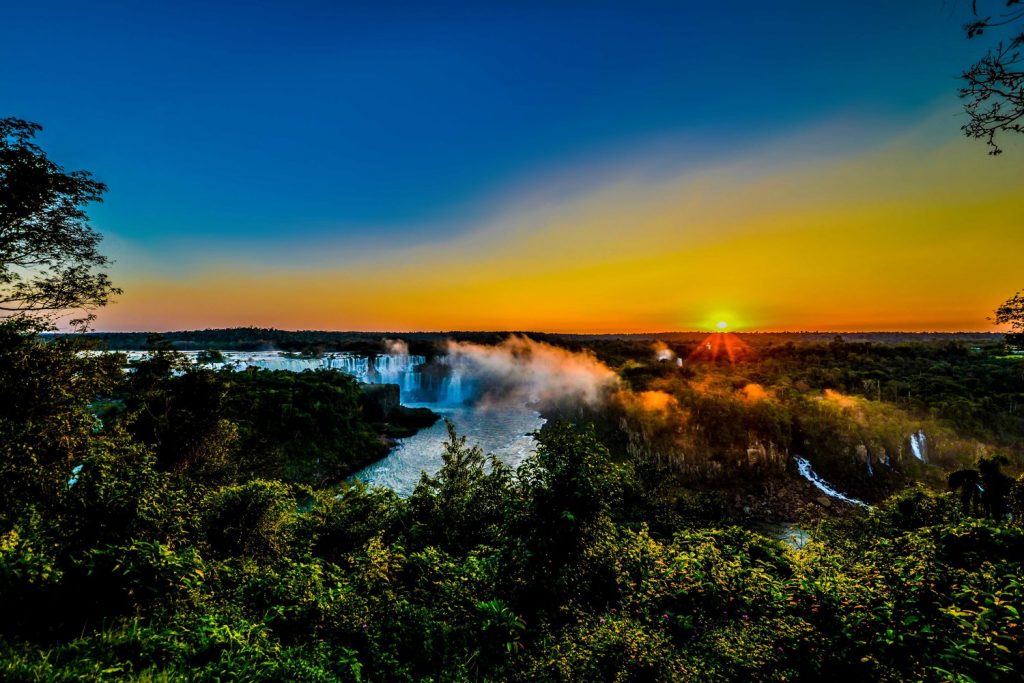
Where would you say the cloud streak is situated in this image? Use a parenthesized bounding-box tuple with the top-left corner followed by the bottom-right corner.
(97, 116, 1024, 332)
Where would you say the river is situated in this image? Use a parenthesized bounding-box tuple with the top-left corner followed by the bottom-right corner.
(352, 402, 544, 496)
(103, 350, 544, 495)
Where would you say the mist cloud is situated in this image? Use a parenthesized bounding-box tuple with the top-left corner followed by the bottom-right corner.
(384, 338, 410, 355)
(653, 340, 676, 362)
(444, 335, 619, 407)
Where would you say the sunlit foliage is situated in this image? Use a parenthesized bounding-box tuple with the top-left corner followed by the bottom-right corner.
(2, 321, 1022, 681)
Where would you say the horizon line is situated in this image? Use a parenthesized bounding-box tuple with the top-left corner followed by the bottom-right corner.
(65, 327, 1007, 337)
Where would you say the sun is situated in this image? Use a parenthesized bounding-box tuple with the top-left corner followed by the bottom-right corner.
(716, 321, 728, 330)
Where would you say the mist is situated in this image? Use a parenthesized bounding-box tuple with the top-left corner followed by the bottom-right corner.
(653, 340, 676, 362)
(384, 338, 410, 356)
(443, 335, 619, 408)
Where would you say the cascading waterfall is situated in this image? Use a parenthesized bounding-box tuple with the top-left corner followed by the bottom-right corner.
(441, 371, 467, 405)
(909, 430, 928, 463)
(97, 349, 493, 405)
(793, 456, 869, 507)
(428, 355, 476, 405)
(234, 352, 428, 399)
(102, 350, 429, 400)
(322, 353, 427, 393)
(68, 464, 83, 487)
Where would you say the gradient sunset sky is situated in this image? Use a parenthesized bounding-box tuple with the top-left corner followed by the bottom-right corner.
(4, 1, 1022, 332)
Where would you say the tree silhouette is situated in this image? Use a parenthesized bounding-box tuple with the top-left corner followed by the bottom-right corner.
(993, 288, 1024, 347)
(948, 467, 984, 515)
(960, 1, 1024, 154)
(0, 117, 120, 327)
(948, 455, 1014, 518)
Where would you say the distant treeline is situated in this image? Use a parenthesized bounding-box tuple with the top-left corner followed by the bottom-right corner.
(50, 327, 1005, 353)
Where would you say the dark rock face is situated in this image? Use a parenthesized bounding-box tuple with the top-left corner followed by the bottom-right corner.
(385, 406, 441, 438)
(360, 383, 401, 420)
(358, 383, 441, 442)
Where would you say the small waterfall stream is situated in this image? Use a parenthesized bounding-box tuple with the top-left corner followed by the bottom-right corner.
(793, 456, 869, 507)
(909, 430, 928, 463)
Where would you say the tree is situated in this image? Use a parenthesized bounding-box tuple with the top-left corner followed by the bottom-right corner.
(960, 1, 1024, 154)
(407, 422, 513, 551)
(993, 288, 1024, 346)
(0, 117, 120, 326)
(0, 317, 122, 520)
(948, 455, 1014, 518)
(948, 467, 985, 515)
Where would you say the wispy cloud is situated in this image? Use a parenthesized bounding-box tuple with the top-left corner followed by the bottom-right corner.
(97, 114, 1024, 332)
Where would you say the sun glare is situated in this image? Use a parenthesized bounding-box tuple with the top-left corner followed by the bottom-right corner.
(687, 324, 752, 364)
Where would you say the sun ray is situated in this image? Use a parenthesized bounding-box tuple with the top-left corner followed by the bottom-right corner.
(686, 331, 752, 365)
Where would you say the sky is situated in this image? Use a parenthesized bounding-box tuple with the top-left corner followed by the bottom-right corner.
(3, 0, 1022, 332)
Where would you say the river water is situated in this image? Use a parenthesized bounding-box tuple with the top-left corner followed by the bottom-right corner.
(104, 350, 544, 495)
(352, 402, 544, 496)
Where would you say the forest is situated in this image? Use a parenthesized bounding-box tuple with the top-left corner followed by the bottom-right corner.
(2, 317, 1024, 681)
(2, 117, 1023, 674)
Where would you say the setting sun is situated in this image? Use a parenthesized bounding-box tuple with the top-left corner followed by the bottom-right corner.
(4, 3, 1023, 677)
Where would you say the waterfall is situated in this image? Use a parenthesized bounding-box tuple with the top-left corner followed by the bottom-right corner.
(793, 456, 869, 507)
(208, 351, 428, 389)
(442, 371, 467, 405)
(909, 430, 928, 463)
(373, 353, 424, 389)
(402, 366, 420, 396)
(108, 350, 428, 400)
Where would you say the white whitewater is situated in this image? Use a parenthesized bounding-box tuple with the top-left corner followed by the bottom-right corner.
(100, 350, 429, 396)
(793, 456, 869, 507)
(214, 351, 426, 388)
(909, 430, 928, 463)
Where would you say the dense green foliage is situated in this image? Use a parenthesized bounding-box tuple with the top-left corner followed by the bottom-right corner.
(115, 353, 389, 485)
(2, 322, 1023, 681)
(590, 336, 1024, 445)
(753, 339, 1024, 444)
(536, 342, 1021, 520)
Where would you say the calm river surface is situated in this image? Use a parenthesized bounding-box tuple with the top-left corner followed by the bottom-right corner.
(352, 402, 545, 496)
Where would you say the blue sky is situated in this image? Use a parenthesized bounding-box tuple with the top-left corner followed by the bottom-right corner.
(4, 2, 977, 242)
(5, 1, 1021, 331)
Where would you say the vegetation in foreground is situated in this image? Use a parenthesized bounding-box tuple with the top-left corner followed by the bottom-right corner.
(2, 323, 1024, 682)
(3, 113, 1023, 681)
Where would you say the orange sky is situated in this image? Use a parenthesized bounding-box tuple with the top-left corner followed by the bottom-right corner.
(95, 118, 1024, 333)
